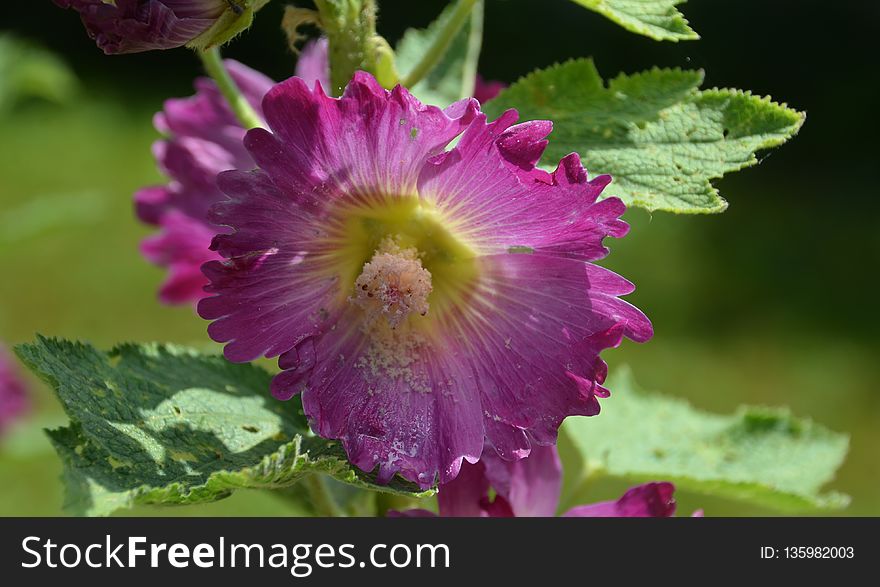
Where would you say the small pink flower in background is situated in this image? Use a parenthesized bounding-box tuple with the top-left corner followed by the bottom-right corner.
(562, 482, 681, 517)
(0, 344, 29, 436)
(474, 74, 506, 104)
(135, 60, 274, 305)
(295, 38, 331, 90)
(135, 50, 338, 306)
(393, 444, 699, 517)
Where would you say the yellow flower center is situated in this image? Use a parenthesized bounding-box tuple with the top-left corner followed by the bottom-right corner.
(312, 194, 479, 392)
(321, 194, 478, 327)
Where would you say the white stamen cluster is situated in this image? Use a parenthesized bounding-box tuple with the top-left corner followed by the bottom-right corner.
(352, 238, 432, 329)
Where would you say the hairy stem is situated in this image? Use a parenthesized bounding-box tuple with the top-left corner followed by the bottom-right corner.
(198, 47, 263, 129)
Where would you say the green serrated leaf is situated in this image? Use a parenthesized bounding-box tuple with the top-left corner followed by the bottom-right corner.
(562, 368, 850, 511)
(483, 59, 805, 213)
(571, 0, 698, 41)
(395, 0, 483, 106)
(16, 336, 429, 516)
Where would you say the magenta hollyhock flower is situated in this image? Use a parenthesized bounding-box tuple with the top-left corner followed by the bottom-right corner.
(0, 344, 29, 436)
(197, 70, 652, 488)
(394, 445, 691, 517)
(135, 60, 273, 305)
(54, 0, 238, 54)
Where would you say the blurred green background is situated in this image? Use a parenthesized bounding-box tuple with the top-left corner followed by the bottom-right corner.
(1, 0, 878, 516)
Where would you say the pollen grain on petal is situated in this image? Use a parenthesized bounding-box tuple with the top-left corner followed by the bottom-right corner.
(356, 324, 433, 395)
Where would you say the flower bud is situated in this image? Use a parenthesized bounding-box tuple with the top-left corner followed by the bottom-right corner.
(55, 0, 269, 54)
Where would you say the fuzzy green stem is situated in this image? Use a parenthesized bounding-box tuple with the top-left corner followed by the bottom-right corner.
(314, 0, 374, 94)
(303, 474, 346, 517)
(458, 0, 484, 99)
(401, 0, 479, 88)
(198, 47, 263, 129)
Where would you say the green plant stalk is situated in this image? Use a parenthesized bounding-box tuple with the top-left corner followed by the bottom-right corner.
(401, 0, 479, 88)
(303, 473, 346, 517)
(314, 0, 397, 94)
(197, 47, 263, 129)
(458, 0, 484, 99)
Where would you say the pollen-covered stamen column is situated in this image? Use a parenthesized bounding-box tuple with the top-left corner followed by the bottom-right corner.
(351, 237, 434, 395)
(352, 237, 433, 329)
